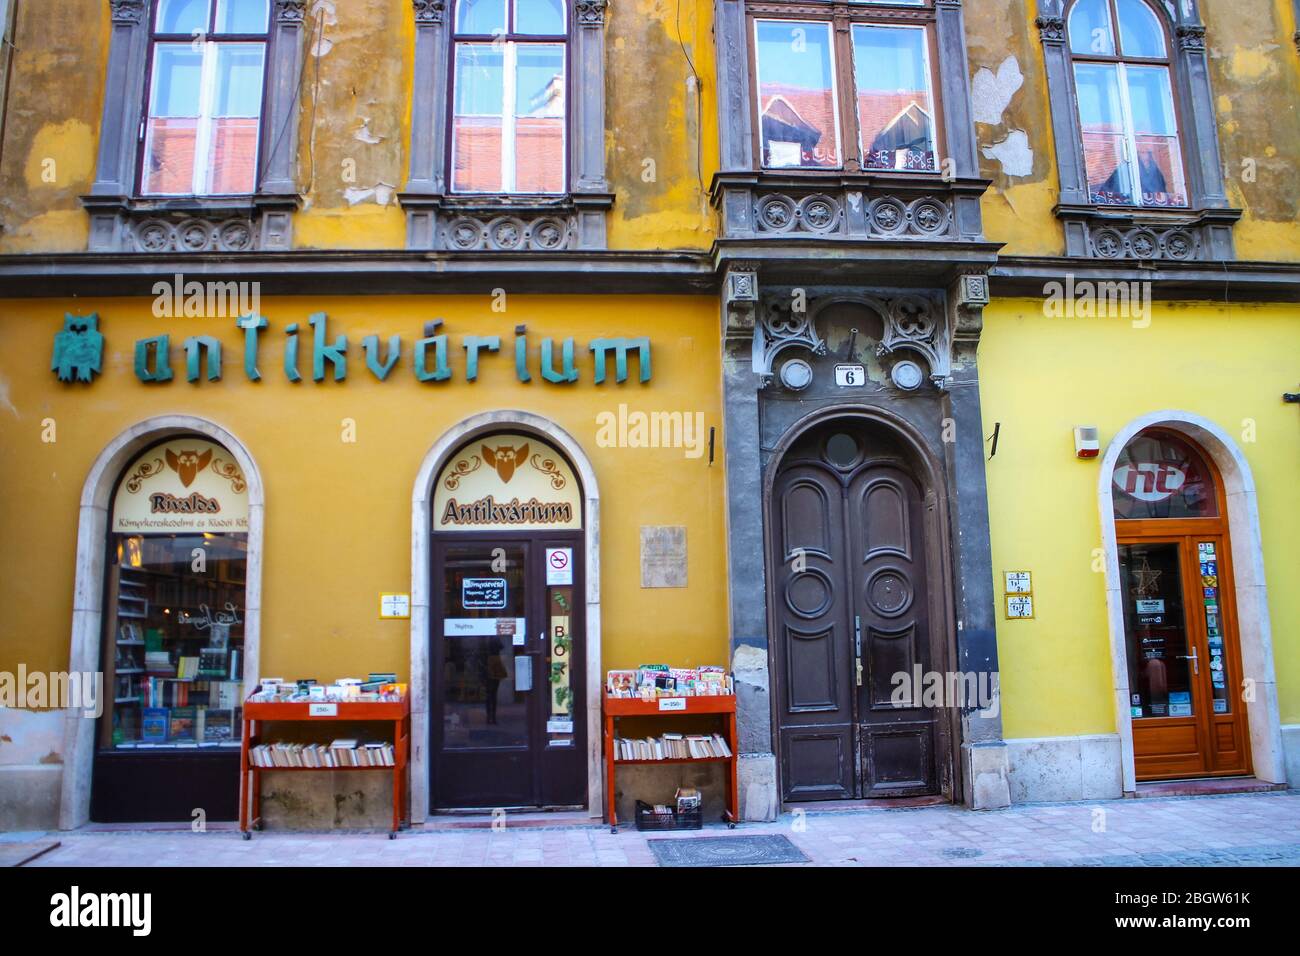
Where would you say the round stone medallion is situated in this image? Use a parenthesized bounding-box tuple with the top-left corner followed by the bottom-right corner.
(866, 568, 913, 617)
(785, 568, 834, 619)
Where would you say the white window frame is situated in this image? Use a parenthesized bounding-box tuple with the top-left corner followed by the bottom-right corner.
(449, 0, 566, 196)
(142, 36, 267, 198)
(753, 17, 844, 171)
(849, 21, 939, 172)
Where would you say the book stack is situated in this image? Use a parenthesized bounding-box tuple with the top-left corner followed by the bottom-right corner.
(144, 650, 175, 677)
(248, 740, 396, 768)
(246, 676, 407, 703)
(613, 732, 733, 761)
(606, 665, 733, 699)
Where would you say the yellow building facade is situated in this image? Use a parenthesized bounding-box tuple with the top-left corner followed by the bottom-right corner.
(0, 0, 1297, 829)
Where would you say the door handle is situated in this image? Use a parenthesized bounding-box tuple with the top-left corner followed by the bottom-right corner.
(514, 655, 532, 692)
(854, 615, 863, 687)
(1177, 649, 1199, 676)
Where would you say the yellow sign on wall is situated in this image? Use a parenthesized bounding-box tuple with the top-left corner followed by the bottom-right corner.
(111, 439, 249, 535)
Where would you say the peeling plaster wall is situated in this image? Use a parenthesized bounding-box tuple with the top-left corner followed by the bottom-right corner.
(1203, 0, 1300, 261)
(0, 0, 718, 254)
(290, 0, 413, 250)
(0, 3, 1291, 258)
(966, 0, 1064, 257)
(0, 0, 108, 253)
(606, 0, 718, 250)
(965, 0, 1300, 262)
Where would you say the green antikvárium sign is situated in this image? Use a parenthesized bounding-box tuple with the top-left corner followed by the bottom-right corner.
(50, 313, 652, 386)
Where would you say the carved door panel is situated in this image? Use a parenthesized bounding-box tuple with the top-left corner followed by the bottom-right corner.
(772, 425, 943, 802)
(772, 462, 856, 800)
(846, 465, 937, 796)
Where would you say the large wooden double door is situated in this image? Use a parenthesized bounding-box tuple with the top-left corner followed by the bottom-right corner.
(770, 423, 948, 802)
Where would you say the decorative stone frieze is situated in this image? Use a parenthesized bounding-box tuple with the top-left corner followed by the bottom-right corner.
(1057, 206, 1240, 261)
(751, 289, 964, 390)
(82, 200, 297, 253)
(442, 213, 575, 252)
(714, 174, 987, 243)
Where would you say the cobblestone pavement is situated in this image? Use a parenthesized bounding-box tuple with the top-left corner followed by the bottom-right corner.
(18, 790, 1300, 867)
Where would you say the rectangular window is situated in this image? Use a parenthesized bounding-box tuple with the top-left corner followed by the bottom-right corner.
(853, 24, 937, 172)
(1075, 62, 1133, 205)
(450, 0, 567, 195)
(103, 533, 247, 751)
(141, 0, 268, 197)
(753, 6, 940, 174)
(754, 20, 840, 169)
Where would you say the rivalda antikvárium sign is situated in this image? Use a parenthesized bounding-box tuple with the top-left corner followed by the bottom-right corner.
(50, 313, 652, 386)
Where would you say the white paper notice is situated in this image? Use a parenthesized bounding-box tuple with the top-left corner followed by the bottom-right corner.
(444, 617, 526, 637)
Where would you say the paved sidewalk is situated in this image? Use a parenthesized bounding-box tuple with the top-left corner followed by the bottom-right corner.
(18, 790, 1300, 867)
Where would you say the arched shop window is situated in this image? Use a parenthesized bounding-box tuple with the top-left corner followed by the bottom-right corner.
(97, 437, 249, 786)
(1067, 0, 1187, 207)
(1111, 429, 1218, 520)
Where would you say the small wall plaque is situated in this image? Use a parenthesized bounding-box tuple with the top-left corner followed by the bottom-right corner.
(380, 593, 411, 619)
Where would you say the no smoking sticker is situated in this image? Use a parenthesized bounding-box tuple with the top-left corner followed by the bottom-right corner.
(546, 547, 573, 585)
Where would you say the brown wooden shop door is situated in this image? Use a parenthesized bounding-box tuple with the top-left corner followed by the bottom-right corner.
(1112, 428, 1251, 781)
(770, 424, 943, 801)
(1119, 535, 1251, 780)
(431, 534, 586, 809)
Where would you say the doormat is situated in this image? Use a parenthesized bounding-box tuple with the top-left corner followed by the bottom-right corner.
(647, 835, 809, 867)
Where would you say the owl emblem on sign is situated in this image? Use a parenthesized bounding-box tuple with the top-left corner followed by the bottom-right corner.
(165, 447, 214, 488)
(51, 313, 104, 383)
(482, 443, 529, 483)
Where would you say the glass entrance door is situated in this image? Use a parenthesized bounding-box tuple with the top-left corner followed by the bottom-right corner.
(1120, 537, 1250, 779)
(433, 540, 537, 807)
(431, 536, 587, 809)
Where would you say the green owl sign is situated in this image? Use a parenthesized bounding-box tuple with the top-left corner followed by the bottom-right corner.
(52, 313, 104, 383)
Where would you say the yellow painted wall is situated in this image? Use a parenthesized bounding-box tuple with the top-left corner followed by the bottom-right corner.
(965, 0, 1300, 262)
(980, 297, 1300, 740)
(0, 295, 729, 682)
(0, 0, 719, 253)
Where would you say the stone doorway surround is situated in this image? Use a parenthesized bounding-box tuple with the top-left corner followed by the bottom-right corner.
(59, 415, 266, 829)
(409, 410, 602, 823)
(1098, 411, 1287, 793)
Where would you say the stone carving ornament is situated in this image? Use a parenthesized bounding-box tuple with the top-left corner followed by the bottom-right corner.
(128, 217, 258, 253)
(1088, 225, 1199, 261)
(751, 190, 952, 239)
(574, 0, 609, 25)
(109, 0, 146, 23)
(752, 291, 952, 390)
(413, 0, 446, 22)
(442, 214, 575, 251)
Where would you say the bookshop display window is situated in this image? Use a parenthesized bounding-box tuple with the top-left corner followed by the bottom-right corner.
(1111, 430, 1218, 521)
(100, 437, 250, 753)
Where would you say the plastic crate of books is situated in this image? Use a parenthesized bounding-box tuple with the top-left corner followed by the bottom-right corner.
(634, 799, 703, 832)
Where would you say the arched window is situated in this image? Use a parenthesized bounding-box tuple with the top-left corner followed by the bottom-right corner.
(94, 435, 250, 821)
(1111, 428, 1218, 520)
(1067, 0, 1186, 207)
